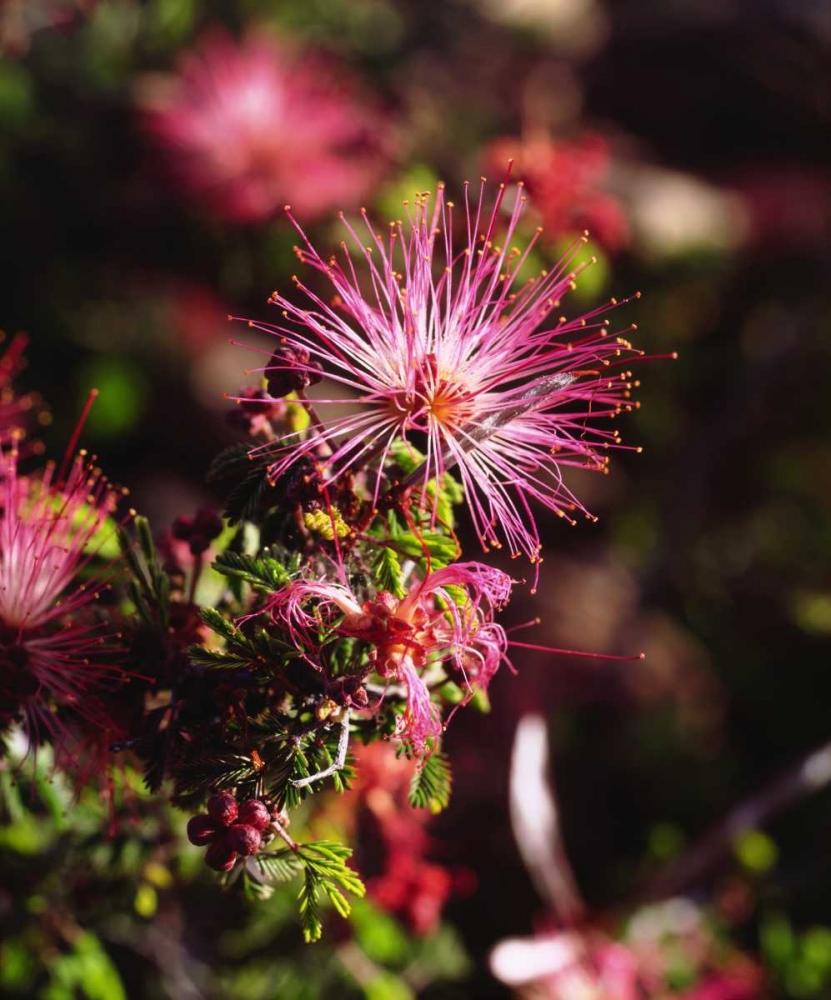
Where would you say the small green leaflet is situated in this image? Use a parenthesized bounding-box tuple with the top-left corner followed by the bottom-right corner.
(371, 546, 406, 598)
(408, 749, 452, 814)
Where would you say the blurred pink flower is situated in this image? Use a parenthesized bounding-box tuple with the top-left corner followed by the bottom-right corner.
(139, 29, 388, 223)
(242, 178, 649, 578)
(492, 718, 766, 999)
(491, 931, 641, 999)
(486, 133, 629, 252)
(682, 961, 764, 1000)
(327, 742, 469, 935)
(0, 401, 126, 762)
(267, 561, 512, 750)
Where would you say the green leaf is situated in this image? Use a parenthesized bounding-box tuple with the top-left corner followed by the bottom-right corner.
(295, 840, 366, 942)
(198, 607, 240, 643)
(207, 443, 257, 482)
(299, 869, 324, 944)
(171, 747, 261, 801)
(188, 646, 251, 670)
(256, 851, 303, 884)
(390, 530, 459, 566)
(409, 749, 452, 814)
(324, 884, 351, 919)
(370, 546, 406, 598)
(213, 550, 289, 592)
(136, 516, 157, 569)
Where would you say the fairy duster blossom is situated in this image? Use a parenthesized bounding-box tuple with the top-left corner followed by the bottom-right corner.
(140, 29, 386, 224)
(0, 424, 124, 754)
(267, 561, 513, 750)
(243, 176, 654, 575)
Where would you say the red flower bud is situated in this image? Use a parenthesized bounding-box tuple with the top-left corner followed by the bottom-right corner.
(207, 791, 238, 827)
(227, 823, 262, 856)
(205, 836, 237, 872)
(237, 799, 271, 832)
(186, 814, 218, 846)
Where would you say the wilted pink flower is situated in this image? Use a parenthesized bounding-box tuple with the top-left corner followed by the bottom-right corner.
(0, 405, 126, 759)
(140, 29, 386, 223)
(267, 561, 512, 749)
(486, 132, 629, 251)
(242, 176, 655, 579)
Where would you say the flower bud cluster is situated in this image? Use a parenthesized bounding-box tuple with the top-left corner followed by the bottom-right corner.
(186, 792, 272, 871)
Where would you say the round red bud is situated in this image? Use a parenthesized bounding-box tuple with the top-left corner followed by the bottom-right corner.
(205, 836, 237, 872)
(186, 814, 218, 846)
(207, 791, 238, 827)
(237, 799, 271, 832)
(227, 824, 262, 857)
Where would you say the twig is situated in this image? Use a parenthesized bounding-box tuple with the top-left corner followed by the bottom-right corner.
(647, 737, 831, 899)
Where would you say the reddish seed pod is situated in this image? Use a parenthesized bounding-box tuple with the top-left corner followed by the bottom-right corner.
(236, 799, 271, 832)
(186, 814, 218, 846)
(205, 836, 237, 872)
(227, 823, 262, 856)
(207, 791, 238, 827)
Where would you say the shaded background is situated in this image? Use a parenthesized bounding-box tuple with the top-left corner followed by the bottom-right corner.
(2, 0, 831, 997)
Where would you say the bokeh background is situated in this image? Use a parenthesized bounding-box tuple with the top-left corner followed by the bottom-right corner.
(2, 1, 831, 997)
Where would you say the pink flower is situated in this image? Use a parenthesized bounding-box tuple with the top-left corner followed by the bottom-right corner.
(267, 561, 512, 750)
(139, 29, 387, 224)
(0, 409, 126, 760)
(243, 176, 652, 578)
(486, 132, 629, 252)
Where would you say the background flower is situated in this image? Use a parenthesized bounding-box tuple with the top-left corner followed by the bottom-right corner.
(139, 28, 389, 224)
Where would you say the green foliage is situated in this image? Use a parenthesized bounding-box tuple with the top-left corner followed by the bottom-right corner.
(256, 851, 304, 884)
(371, 545, 406, 598)
(213, 549, 290, 593)
(375, 510, 459, 573)
(761, 913, 831, 998)
(209, 445, 275, 526)
(387, 441, 464, 529)
(733, 829, 778, 873)
(40, 932, 127, 1000)
(408, 748, 452, 814)
(171, 743, 265, 802)
(118, 515, 171, 629)
(296, 841, 366, 944)
(195, 607, 297, 676)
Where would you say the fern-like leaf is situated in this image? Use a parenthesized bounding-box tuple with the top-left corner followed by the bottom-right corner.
(409, 749, 452, 814)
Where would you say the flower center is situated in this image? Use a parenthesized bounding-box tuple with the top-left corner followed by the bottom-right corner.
(390, 353, 475, 431)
